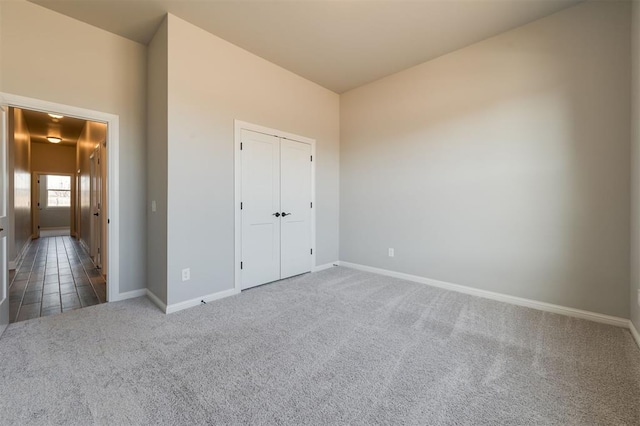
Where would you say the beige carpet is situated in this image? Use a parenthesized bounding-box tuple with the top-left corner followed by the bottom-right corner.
(0, 266, 639, 425)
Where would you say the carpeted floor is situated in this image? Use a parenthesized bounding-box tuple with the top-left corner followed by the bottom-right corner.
(0, 266, 639, 425)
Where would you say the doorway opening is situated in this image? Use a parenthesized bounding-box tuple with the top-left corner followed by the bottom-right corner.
(0, 93, 119, 328)
(34, 173, 74, 238)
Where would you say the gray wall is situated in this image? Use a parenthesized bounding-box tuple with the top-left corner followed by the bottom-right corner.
(0, 0, 147, 295)
(164, 14, 340, 305)
(8, 108, 31, 265)
(146, 17, 168, 304)
(631, 0, 640, 331)
(340, 1, 630, 318)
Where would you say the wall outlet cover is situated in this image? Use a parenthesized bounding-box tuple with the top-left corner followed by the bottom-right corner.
(388, 248, 394, 257)
(182, 268, 190, 281)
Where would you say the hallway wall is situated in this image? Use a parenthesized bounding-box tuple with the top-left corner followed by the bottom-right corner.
(8, 108, 31, 267)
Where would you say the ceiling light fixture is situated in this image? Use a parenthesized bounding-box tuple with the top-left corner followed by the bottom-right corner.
(46, 136, 62, 144)
(48, 113, 64, 119)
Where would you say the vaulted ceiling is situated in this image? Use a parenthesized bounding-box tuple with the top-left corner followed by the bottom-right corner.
(28, 0, 582, 93)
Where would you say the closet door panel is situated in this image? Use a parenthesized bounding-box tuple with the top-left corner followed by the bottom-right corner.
(241, 129, 281, 289)
(280, 139, 312, 279)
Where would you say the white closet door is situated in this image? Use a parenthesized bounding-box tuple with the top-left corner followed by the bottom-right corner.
(280, 139, 312, 279)
(241, 129, 281, 290)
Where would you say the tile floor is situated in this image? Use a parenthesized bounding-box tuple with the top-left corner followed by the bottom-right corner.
(8, 236, 106, 323)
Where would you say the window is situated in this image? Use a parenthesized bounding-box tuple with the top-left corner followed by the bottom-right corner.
(46, 175, 71, 207)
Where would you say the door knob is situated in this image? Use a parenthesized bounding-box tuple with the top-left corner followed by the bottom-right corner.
(272, 212, 281, 217)
(93, 213, 100, 216)
(281, 212, 291, 217)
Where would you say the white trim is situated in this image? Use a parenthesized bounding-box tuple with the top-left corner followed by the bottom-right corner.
(8, 237, 31, 270)
(146, 289, 167, 313)
(165, 288, 240, 314)
(338, 261, 629, 328)
(312, 262, 338, 272)
(234, 120, 317, 293)
(39, 228, 71, 237)
(111, 288, 146, 301)
(629, 320, 640, 349)
(0, 93, 120, 303)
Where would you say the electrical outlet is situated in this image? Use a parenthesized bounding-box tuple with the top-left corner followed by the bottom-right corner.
(388, 248, 394, 257)
(182, 268, 190, 281)
(151, 200, 157, 212)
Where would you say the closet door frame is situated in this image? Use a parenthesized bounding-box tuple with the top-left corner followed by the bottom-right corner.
(234, 120, 316, 293)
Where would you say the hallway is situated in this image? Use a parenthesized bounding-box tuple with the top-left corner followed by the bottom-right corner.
(8, 236, 106, 323)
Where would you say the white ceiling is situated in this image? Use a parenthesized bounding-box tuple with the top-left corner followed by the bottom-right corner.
(28, 0, 582, 93)
(21, 108, 86, 146)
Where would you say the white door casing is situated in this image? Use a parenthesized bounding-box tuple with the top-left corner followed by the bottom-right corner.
(0, 106, 9, 336)
(235, 121, 316, 292)
(240, 130, 281, 289)
(0, 92, 119, 302)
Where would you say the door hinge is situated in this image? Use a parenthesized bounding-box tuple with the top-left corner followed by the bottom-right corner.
(240, 142, 243, 150)
(310, 155, 313, 162)
(240, 262, 243, 270)
(240, 202, 243, 210)
(38, 225, 40, 229)
(310, 202, 313, 208)
(310, 248, 313, 255)
(108, 219, 110, 224)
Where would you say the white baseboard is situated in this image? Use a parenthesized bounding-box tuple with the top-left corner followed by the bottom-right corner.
(79, 239, 90, 254)
(338, 261, 629, 328)
(111, 288, 146, 302)
(146, 289, 167, 312)
(9, 237, 33, 270)
(313, 262, 338, 272)
(165, 288, 240, 314)
(629, 321, 640, 349)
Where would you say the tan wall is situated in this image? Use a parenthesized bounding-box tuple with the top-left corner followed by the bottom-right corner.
(163, 14, 340, 305)
(0, 0, 147, 294)
(31, 143, 75, 174)
(8, 108, 31, 265)
(340, 1, 630, 318)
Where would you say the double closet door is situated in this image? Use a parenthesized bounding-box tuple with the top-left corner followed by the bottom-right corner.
(241, 129, 312, 290)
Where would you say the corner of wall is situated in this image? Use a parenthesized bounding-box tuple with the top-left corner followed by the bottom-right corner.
(630, 0, 640, 332)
